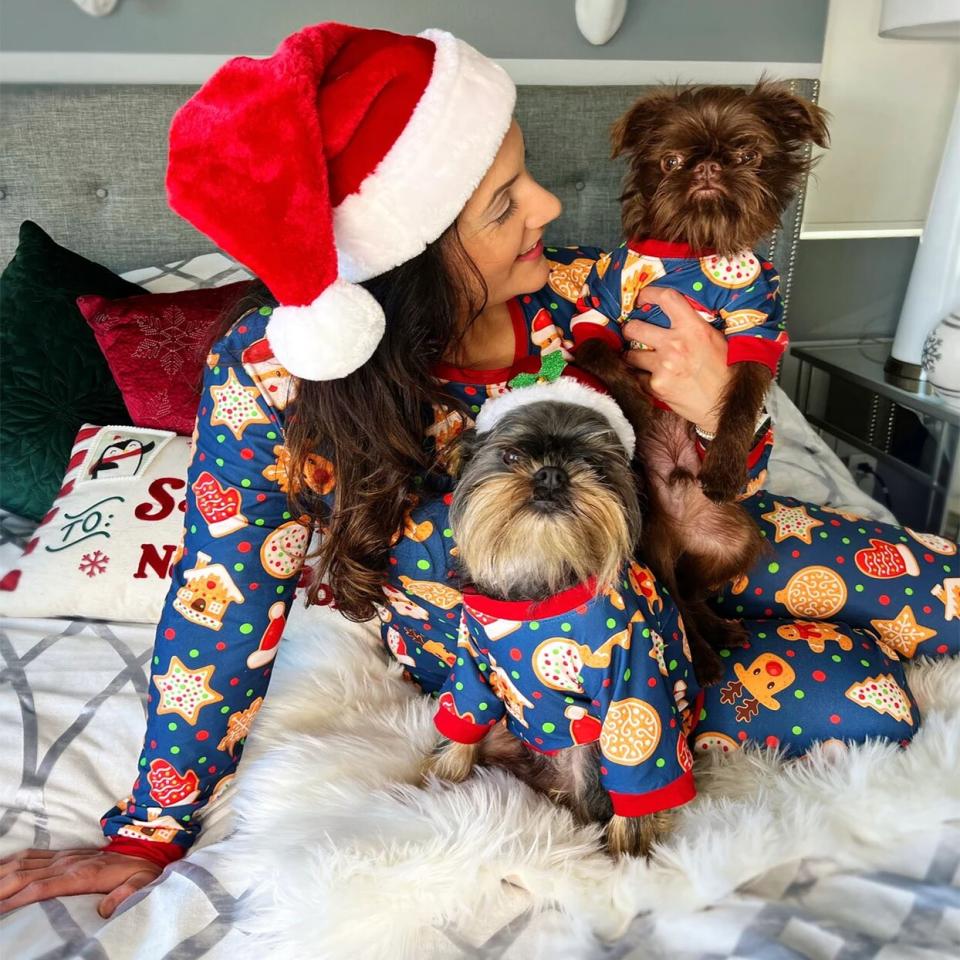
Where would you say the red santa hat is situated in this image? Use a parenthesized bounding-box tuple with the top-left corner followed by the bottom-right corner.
(166, 22, 516, 381)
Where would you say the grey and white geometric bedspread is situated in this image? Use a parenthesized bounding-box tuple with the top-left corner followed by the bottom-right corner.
(0, 390, 942, 960)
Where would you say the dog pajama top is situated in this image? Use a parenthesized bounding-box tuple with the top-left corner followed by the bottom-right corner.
(99, 245, 954, 866)
(434, 564, 702, 817)
(571, 239, 788, 376)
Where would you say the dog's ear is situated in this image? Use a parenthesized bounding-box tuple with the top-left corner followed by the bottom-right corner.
(610, 91, 679, 160)
(448, 427, 479, 478)
(749, 81, 830, 149)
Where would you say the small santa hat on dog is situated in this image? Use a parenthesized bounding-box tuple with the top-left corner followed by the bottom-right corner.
(166, 23, 515, 381)
(473, 377, 637, 458)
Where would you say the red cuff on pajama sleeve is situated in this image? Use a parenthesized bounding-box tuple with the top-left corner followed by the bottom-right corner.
(607, 769, 697, 817)
(434, 705, 494, 744)
(103, 837, 187, 867)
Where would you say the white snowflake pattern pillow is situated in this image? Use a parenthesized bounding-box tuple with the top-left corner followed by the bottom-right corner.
(0, 425, 190, 623)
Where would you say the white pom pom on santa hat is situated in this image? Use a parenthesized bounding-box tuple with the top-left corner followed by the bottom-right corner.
(264, 279, 386, 382)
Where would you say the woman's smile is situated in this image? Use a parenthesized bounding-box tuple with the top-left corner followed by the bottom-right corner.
(515, 238, 544, 262)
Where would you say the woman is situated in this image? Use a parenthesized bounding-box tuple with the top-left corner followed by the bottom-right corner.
(1, 22, 954, 919)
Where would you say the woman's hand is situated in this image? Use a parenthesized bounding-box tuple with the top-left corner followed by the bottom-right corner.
(0, 847, 162, 918)
(622, 286, 732, 433)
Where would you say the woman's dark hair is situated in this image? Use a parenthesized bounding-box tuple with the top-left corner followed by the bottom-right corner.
(206, 224, 486, 620)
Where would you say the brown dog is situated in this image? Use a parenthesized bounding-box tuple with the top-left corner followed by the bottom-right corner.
(610, 80, 829, 502)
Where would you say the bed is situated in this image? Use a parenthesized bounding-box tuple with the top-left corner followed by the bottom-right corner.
(1, 80, 958, 960)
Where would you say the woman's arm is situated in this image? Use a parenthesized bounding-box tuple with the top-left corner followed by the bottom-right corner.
(99, 316, 309, 863)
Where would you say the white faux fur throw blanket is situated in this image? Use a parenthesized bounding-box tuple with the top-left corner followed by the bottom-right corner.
(225, 599, 960, 959)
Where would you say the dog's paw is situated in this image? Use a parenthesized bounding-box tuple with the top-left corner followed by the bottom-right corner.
(425, 739, 480, 784)
(606, 811, 674, 859)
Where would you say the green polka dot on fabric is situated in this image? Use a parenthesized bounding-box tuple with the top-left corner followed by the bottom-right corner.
(416, 559, 431, 570)
(255, 518, 265, 526)
(479, 702, 488, 711)
(478, 663, 487, 672)
(832, 654, 842, 663)
(905, 587, 914, 596)
(794, 689, 805, 700)
(858, 527, 867, 534)
(190, 524, 197, 535)
(819, 531, 828, 539)
(641, 627, 650, 638)
(239, 623, 254, 635)
(842, 537, 850, 545)
(560, 622, 572, 633)
(246, 688, 254, 697)
(899, 535, 909, 543)
(624, 668, 632, 682)
(221, 705, 230, 714)
(443, 528, 453, 538)
(188, 648, 199, 658)
(167, 722, 177, 731)
(241, 479, 252, 488)
(692, 281, 704, 291)
(282, 511, 291, 520)
(606, 618, 617, 629)
(259, 305, 273, 316)
(455, 682, 463, 691)
(470, 404, 480, 413)
(855, 584, 864, 593)
(198, 756, 207, 764)
(860, 659, 870, 668)
(182, 814, 191, 822)
(233, 562, 244, 572)
(668, 659, 678, 671)
(565, 696, 575, 704)
(946, 564, 953, 573)
(656, 758, 666, 768)
(511, 670, 521, 680)
(266, 431, 277, 440)
(720, 649, 732, 658)
(457, 657, 464, 666)
(171, 745, 181, 755)
(275, 586, 284, 595)
(700, 707, 707, 721)
(542, 722, 556, 734)
(757, 632, 767, 639)
(791, 725, 802, 736)
(735, 605, 744, 614)
(529, 621, 540, 630)
(139, 757, 147, 767)
(153, 656, 160, 665)
(215, 458, 225, 468)
(217, 434, 226, 444)
(767, 562, 780, 574)
(550, 302, 559, 310)
(213, 366, 221, 375)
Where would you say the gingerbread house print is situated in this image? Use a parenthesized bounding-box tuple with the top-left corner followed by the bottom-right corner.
(173, 550, 244, 631)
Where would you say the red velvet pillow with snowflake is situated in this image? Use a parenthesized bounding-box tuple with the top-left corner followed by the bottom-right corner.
(77, 282, 252, 435)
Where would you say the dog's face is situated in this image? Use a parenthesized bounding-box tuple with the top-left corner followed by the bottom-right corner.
(612, 81, 829, 256)
(450, 401, 641, 602)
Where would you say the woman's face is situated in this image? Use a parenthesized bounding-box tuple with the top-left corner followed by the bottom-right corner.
(457, 120, 562, 307)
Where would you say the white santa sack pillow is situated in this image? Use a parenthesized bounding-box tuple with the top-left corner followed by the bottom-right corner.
(0, 424, 190, 622)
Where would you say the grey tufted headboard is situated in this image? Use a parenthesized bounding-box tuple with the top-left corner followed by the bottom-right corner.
(0, 79, 818, 320)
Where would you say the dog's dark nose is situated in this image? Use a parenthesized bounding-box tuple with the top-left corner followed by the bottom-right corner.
(693, 160, 722, 181)
(532, 465, 568, 499)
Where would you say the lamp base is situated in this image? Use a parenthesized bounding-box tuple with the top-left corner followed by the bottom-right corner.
(883, 354, 932, 394)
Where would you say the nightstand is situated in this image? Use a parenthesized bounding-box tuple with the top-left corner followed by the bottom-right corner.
(790, 338, 959, 538)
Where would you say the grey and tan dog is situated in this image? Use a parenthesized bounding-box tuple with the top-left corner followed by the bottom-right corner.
(426, 377, 675, 857)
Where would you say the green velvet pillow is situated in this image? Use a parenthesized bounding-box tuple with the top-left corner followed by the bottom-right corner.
(0, 221, 145, 520)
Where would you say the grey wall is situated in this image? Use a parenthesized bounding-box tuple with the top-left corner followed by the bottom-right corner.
(1, 0, 828, 61)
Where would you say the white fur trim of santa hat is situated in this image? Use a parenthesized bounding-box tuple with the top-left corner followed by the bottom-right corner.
(473, 378, 636, 457)
(333, 29, 516, 283)
(266, 278, 386, 381)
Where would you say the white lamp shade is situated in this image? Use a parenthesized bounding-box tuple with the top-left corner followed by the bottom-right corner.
(880, 0, 960, 39)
